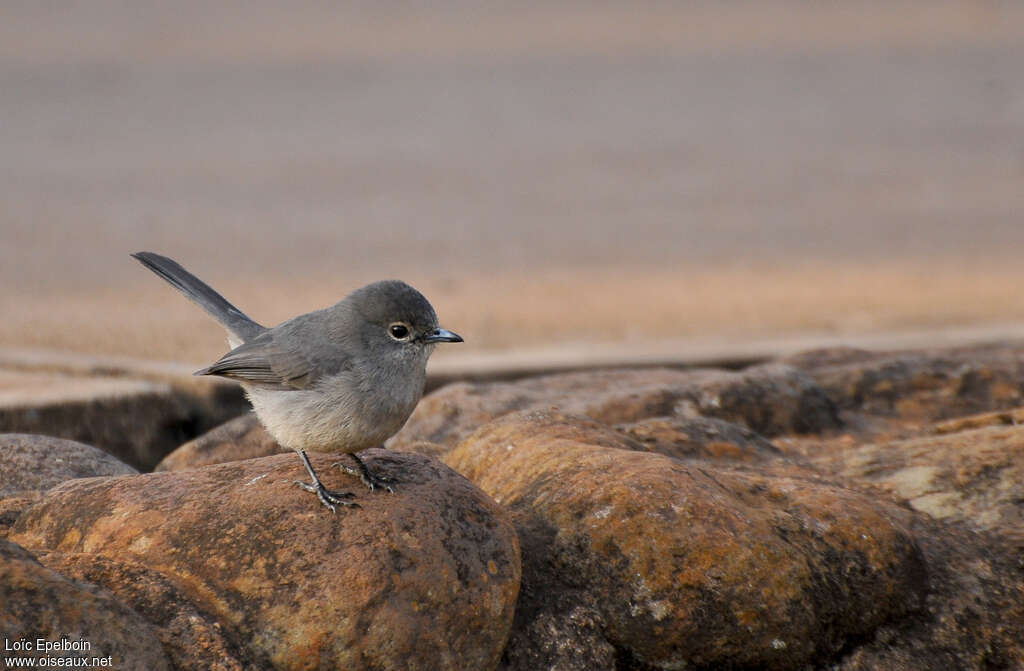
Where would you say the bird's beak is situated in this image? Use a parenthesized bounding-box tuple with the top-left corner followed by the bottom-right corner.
(423, 328, 464, 344)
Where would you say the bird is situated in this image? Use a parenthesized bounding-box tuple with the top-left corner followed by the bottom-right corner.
(132, 252, 463, 511)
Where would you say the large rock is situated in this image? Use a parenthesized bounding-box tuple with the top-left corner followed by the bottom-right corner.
(1, 539, 171, 670)
(691, 362, 842, 436)
(800, 422, 1024, 550)
(615, 415, 783, 463)
(10, 451, 521, 671)
(0, 433, 137, 497)
(444, 412, 923, 670)
(0, 494, 38, 538)
(391, 365, 839, 452)
(155, 413, 287, 471)
(786, 345, 1024, 428)
(835, 518, 1024, 670)
(44, 552, 257, 671)
(0, 433, 136, 536)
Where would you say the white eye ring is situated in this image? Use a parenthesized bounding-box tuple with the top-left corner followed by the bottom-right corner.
(388, 322, 412, 341)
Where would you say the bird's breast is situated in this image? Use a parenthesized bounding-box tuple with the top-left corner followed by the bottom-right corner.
(243, 367, 423, 453)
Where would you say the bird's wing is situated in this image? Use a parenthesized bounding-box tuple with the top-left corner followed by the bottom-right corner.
(195, 331, 324, 390)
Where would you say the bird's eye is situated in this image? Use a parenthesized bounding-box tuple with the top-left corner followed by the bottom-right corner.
(388, 323, 411, 340)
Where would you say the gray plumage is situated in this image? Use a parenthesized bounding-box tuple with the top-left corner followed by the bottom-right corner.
(132, 252, 264, 343)
(132, 251, 463, 511)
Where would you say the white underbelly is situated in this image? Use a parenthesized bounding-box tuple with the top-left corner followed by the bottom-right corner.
(245, 383, 414, 453)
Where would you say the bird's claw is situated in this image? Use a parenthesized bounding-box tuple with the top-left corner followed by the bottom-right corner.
(333, 457, 395, 493)
(363, 472, 395, 494)
(293, 480, 359, 513)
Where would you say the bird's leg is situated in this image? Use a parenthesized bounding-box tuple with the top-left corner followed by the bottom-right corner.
(333, 452, 395, 493)
(293, 450, 358, 512)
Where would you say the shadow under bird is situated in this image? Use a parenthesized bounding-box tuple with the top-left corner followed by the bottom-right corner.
(132, 252, 463, 511)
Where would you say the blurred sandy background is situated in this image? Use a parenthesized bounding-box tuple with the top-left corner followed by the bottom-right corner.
(2, 1, 1023, 365)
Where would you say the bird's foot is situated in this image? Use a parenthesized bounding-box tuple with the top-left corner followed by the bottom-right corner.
(293, 480, 359, 513)
(333, 453, 395, 493)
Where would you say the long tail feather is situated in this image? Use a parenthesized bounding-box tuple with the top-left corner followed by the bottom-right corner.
(132, 251, 265, 343)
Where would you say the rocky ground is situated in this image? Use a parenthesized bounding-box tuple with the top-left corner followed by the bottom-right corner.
(3, 342, 1024, 670)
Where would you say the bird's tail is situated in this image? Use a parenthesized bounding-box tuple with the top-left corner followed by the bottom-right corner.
(132, 251, 265, 344)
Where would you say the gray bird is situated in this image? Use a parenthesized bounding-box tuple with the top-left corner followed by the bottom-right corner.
(132, 252, 463, 511)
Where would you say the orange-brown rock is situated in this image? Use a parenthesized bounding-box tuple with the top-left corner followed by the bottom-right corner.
(391, 368, 691, 450)
(932, 406, 1024, 434)
(692, 362, 843, 436)
(444, 413, 923, 670)
(391, 365, 840, 452)
(616, 415, 782, 463)
(10, 451, 521, 671)
(424, 408, 644, 455)
(0, 493, 39, 538)
(786, 345, 1024, 428)
(801, 423, 1024, 551)
(1, 539, 171, 670)
(155, 413, 286, 471)
(43, 552, 257, 671)
(833, 517, 1024, 670)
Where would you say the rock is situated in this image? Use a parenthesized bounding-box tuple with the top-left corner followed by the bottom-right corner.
(834, 518, 1024, 670)
(420, 408, 644, 454)
(500, 512, 618, 671)
(444, 413, 923, 670)
(931, 406, 1024, 435)
(786, 345, 1024, 428)
(390, 365, 840, 452)
(155, 413, 287, 471)
(0, 433, 137, 497)
(693, 362, 842, 436)
(420, 407, 785, 465)
(0, 494, 40, 538)
(44, 552, 257, 671)
(157, 412, 454, 472)
(10, 451, 521, 671)
(616, 415, 782, 463)
(800, 423, 1024, 551)
(0, 539, 171, 670)
(0, 371, 249, 470)
(390, 440, 454, 460)
(391, 368, 694, 451)
(0, 434, 137, 535)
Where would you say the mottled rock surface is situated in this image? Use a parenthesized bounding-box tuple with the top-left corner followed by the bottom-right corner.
(0, 433, 137, 496)
(0, 493, 38, 538)
(1, 539, 171, 670)
(792, 421, 1024, 552)
(156, 412, 286, 471)
(391, 364, 839, 451)
(786, 345, 1024, 432)
(445, 412, 924, 670)
(9, 344, 1024, 670)
(834, 518, 1024, 670)
(44, 552, 257, 671)
(10, 451, 521, 671)
(616, 415, 782, 463)
(0, 433, 137, 536)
